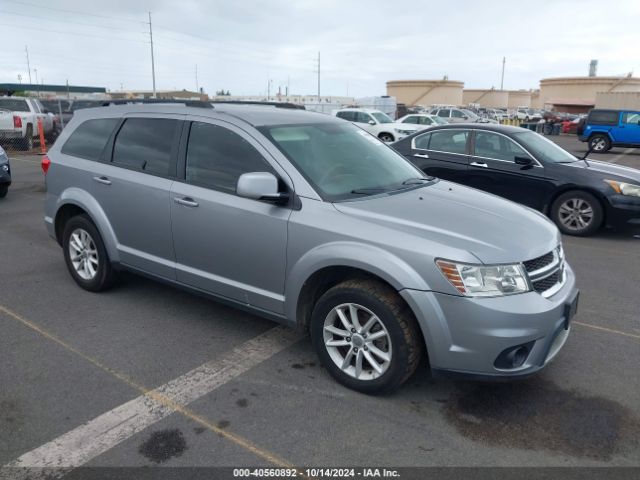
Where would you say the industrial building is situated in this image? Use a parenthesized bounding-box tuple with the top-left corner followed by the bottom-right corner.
(386, 79, 464, 107)
(538, 75, 640, 112)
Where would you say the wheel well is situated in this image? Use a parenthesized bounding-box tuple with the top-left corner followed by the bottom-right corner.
(588, 131, 610, 141)
(378, 132, 394, 141)
(546, 187, 607, 222)
(54, 204, 87, 245)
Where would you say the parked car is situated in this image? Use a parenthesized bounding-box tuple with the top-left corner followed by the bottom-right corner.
(579, 109, 640, 153)
(393, 124, 640, 236)
(44, 102, 578, 393)
(0, 145, 10, 198)
(395, 113, 448, 134)
(41, 99, 73, 131)
(486, 108, 509, 121)
(514, 108, 542, 121)
(0, 96, 56, 150)
(334, 108, 407, 142)
(429, 107, 497, 124)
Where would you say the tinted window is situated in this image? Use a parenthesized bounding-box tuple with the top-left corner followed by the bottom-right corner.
(474, 131, 529, 162)
(588, 110, 619, 125)
(414, 132, 431, 149)
(622, 112, 640, 124)
(429, 130, 468, 154)
(61, 118, 120, 160)
(186, 122, 273, 194)
(337, 111, 354, 121)
(112, 118, 178, 176)
(0, 98, 30, 112)
(402, 116, 418, 124)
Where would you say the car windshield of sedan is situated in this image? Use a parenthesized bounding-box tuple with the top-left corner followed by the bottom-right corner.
(371, 112, 394, 124)
(513, 131, 577, 163)
(260, 123, 429, 201)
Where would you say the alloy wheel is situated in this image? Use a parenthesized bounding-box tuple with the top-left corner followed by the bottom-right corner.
(558, 198, 594, 231)
(323, 303, 392, 381)
(68, 228, 99, 280)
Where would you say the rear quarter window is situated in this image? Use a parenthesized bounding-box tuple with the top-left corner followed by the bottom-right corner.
(588, 110, 619, 125)
(61, 118, 120, 161)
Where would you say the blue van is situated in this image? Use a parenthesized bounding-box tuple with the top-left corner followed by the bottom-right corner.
(579, 109, 640, 152)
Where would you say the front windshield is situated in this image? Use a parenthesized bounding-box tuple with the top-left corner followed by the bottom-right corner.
(513, 131, 577, 163)
(461, 109, 479, 120)
(259, 123, 427, 201)
(371, 112, 393, 124)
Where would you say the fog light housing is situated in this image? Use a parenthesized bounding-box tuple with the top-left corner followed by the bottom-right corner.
(494, 341, 535, 369)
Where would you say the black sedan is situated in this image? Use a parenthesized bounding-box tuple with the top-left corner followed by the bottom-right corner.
(393, 124, 640, 236)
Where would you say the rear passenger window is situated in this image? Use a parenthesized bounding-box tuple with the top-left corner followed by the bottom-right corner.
(337, 111, 354, 121)
(61, 118, 119, 160)
(429, 130, 469, 154)
(186, 122, 274, 194)
(112, 118, 178, 176)
(588, 110, 619, 125)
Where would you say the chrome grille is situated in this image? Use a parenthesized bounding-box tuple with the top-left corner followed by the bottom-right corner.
(523, 245, 565, 298)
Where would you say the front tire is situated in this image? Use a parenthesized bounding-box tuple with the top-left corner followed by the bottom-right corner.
(589, 134, 611, 153)
(551, 190, 603, 236)
(0, 184, 7, 198)
(62, 214, 116, 292)
(311, 279, 422, 394)
(378, 133, 394, 143)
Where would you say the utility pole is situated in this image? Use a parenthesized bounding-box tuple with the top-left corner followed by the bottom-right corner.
(34, 68, 39, 97)
(148, 12, 157, 98)
(500, 56, 506, 90)
(25, 46, 32, 84)
(195, 64, 199, 93)
(317, 51, 321, 102)
(267, 78, 272, 100)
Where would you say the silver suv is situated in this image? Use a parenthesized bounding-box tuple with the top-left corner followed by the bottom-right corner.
(43, 102, 579, 393)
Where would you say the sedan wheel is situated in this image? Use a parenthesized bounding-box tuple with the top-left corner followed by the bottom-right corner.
(323, 303, 392, 380)
(378, 133, 394, 143)
(551, 191, 603, 236)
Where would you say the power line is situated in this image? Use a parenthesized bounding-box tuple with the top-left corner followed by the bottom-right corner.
(0, 9, 143, 33)
(3, 0, 146, 24)
(0, 22, 149, 44)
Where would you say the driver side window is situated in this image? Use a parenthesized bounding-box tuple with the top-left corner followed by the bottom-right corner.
(355, 112, 373, 124)
(474, 131, 530, 162)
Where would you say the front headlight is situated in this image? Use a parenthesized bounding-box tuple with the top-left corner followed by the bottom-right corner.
(394, 128, 414, 135)
(605, 180, 640, 197)
(436, 259, 530, 297)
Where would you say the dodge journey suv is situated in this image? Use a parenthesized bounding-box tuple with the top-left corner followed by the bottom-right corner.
(44, 102, 579, 393)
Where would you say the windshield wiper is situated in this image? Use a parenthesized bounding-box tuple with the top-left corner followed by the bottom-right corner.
(350, 188, 388, 195)
(402, 177, 434, 185)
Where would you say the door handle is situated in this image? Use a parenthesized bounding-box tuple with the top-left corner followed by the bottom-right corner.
(470, 161, 488, 168)
(93, 176, 112, 185)
(174, 196, 199, 208)
(413, 153, 430, 159)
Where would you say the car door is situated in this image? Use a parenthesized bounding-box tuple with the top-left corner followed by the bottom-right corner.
(88, 114, 181, 278)
(466, 130, 551, 210)
(170, 119, 290, 314)
(614, 111, 640, 144)
(405, 128, 471, 183)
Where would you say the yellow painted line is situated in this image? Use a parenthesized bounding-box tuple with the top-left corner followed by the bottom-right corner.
(0, 304, 300, 473)
(573, 320, 640, 340)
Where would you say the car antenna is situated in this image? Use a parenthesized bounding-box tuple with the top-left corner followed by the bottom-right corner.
(580, 145, 591, 167)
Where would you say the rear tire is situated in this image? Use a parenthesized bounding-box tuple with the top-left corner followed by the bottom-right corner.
(551, 190, 603, 236)
(62, 214, 116, 292)
(0, 185, 7, 198)
(588, 134, 611, 153)
(310, 278, 423, 394)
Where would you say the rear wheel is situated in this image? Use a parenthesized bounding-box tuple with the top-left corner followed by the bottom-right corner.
(0, 184, 7, 198)
(378, 133, 394, 143)
(551, 190, 603, 236)
(589, 134, 611, 153)
(311, 278, 422, 394)
(62, 214, 116, 291)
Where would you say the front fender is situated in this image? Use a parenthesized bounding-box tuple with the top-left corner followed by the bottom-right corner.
(284, 241, 431, 322)
(54, 188, 120, 263)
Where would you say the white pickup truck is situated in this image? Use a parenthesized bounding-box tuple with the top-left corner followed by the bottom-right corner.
(0, 97, 55, 150)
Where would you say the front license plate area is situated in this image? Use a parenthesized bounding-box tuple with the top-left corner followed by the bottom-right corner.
(563, 290, 579, 330)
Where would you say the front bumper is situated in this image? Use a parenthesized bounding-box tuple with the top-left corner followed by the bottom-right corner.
(400, 263, 578, 378)
(605, 195, 640, 232)
(0, 162, 11, 185)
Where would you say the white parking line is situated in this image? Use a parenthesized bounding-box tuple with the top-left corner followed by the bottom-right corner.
(1, 325, 302, 479)
(607, 148, 635, 164)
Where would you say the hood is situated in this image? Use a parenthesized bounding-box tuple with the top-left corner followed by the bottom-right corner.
(563, 159, 640, 183)
(333, 181, 559, 264)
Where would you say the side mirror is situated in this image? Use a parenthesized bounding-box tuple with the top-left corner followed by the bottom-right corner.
(237, 172, 288, 204)
(368, 120, 376, 125)
(462, 115, 468, 120)
(514, 156, 533, 166)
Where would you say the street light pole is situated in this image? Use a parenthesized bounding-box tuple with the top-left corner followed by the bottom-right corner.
(148, 12, 157, 98)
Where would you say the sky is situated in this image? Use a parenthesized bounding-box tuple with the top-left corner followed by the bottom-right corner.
(0, 0, 639, 97)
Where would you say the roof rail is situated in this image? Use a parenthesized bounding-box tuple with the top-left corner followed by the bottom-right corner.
(211, 100, 305, 110)
(101, 99, 213, 108)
